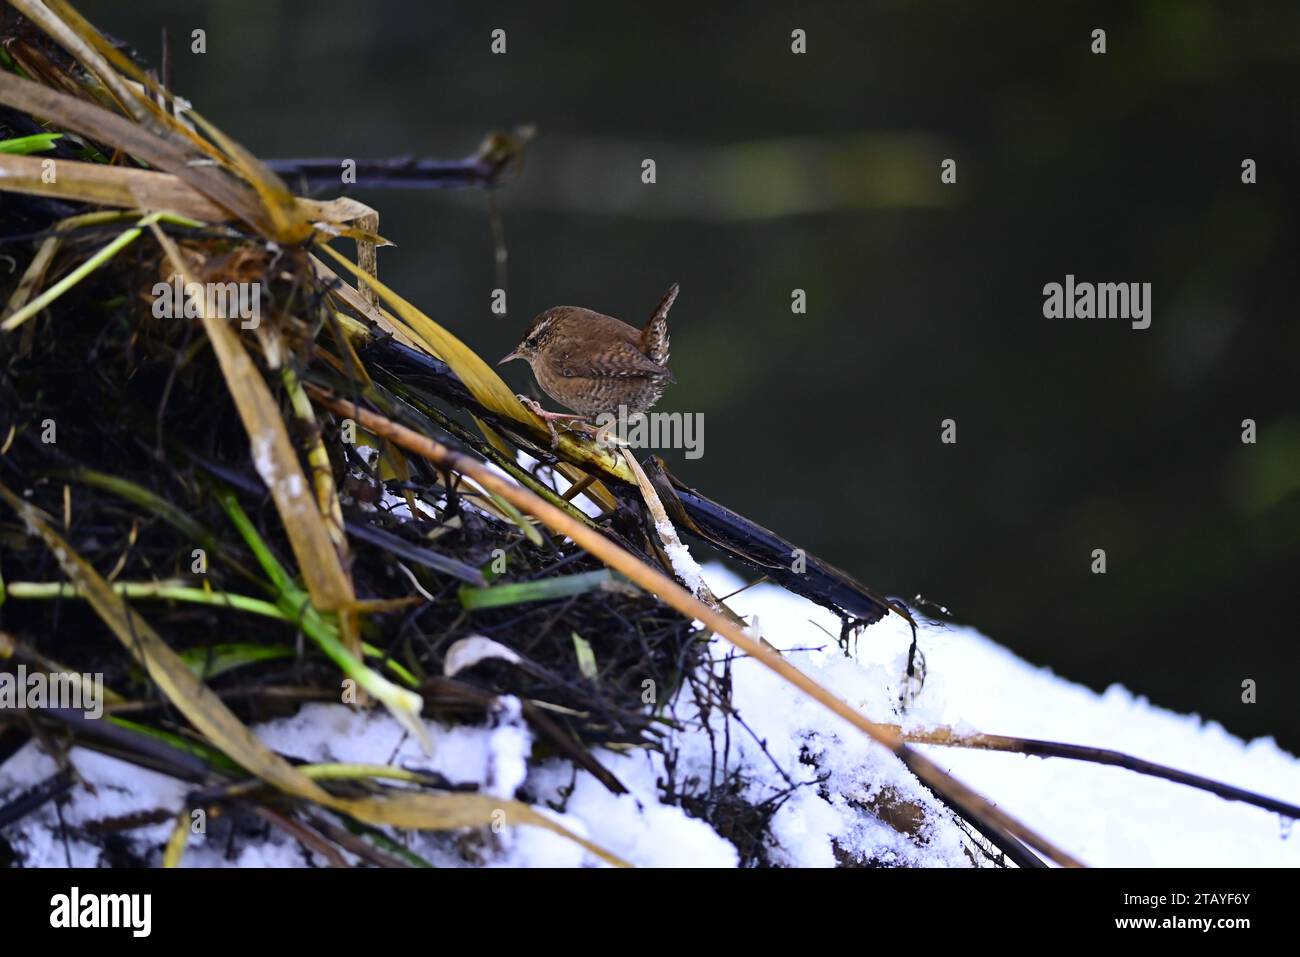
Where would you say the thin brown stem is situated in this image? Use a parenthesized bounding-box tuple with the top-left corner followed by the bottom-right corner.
(894, 725, 1300, 820)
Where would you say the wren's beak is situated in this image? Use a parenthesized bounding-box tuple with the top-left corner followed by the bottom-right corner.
(498, 349, 522, 366)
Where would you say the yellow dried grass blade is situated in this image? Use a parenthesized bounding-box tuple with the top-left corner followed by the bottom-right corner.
(0, 153, 385, 234)
(309, 257, 421, 351)
(0, 71, 264, 229)
(555, 461, 618, 512)
(338, 791, 628, 865)
(185, 107, 312, 244)
(150, 225, 355, 612)
(36, 0, 225, 157)
(0, 153, 228, 220)
(301, 196, 394, 246)
(9, 0, 158, 125)
(375, 437, 424, 520)
(473, 416, 517, 462)
(162, 812, 190, 868)
(283, 365, 348, 552)
(317, 242, 524, 420)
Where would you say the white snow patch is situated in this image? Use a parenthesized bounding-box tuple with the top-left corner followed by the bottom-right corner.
(484, 696, 530, 799)
(506, 450, 604, 518)
(655, 520, 705, 595)
(692, 564, 1300, 868)
(0, 743, 192, 867)
(528, 755, 739, 867)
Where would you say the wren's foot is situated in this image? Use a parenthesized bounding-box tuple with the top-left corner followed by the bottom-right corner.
(517, 395, 589, 448)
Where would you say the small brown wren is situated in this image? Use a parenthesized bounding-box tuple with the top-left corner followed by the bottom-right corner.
(499, 283, 679, 435)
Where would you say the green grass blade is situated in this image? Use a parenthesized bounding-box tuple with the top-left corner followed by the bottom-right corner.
(0, 132, 62, 154)
(459, 569, 633, 610)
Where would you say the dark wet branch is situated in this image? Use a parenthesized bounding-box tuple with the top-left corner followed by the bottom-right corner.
(265, 128, 534, 195)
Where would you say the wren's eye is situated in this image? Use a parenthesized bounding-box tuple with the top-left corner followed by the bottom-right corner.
(523, 318, 552, 349)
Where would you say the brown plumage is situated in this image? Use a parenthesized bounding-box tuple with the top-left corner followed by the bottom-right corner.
(499, 283, 679, 418)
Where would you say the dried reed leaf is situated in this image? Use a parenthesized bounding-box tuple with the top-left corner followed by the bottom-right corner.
(309, 256, 422, 351)
(338, 790, 628, 866)
(0, 71, 265, 227)
(162, 812, 190, 868)
(10, 0, 163, 127)
(0, 153, 400, 237)
(150, 224, 356, 613)
(185, 106, 312, 244)
(0, 153, 227, 220)
(37, 0, 224, 157)
(283, 366, 349, 553)
(317, 242, 524, 420)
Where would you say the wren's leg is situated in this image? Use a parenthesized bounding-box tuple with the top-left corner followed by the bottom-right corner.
(516, 395, 587, 448)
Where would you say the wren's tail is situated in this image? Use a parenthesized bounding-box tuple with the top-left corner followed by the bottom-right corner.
(641, 282, 678, 366)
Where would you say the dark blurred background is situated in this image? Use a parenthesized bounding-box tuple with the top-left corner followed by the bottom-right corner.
(78, 1, 1300, 749)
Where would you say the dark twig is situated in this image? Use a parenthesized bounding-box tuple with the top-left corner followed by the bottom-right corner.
(0, 768, 75, 830)
(264, 129, 534, 195)
(898, 726, 1300, 820)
